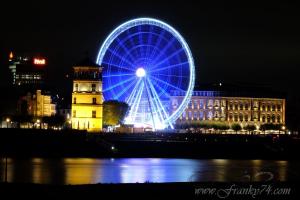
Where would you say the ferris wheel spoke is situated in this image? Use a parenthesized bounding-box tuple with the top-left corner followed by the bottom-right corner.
(152, 48, 184, 68)
(146, 78, 169, 121)
(116, 37, 137, 64)
(128, 81, 144, 123)
(150, 37, 176, 67)
(149, 61, 189, 73)
(126, 30, 141, 62)
(103, 76, 136, 92)
(114, 78, 138, 99)
(126, 79, 142, 105)
(150, 78, 171, 98)
(145, 26, 154, 66)
(149, 75, 185, 92)
(101, 61, 134, 72)
(107, 48, 135, 67)
(148, 29, 166, 62)
(103, 73, 134, 78)
(153, 74, 189, 79)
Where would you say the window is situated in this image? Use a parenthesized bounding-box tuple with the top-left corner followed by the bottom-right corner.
(74, 97, 76, 104)
(239, 104, 243, 110)
(208, 111, 213, 120)
(245, 115, 249, 122)
(193, 111, 198, 119)
(245, 104, 248, 110)
(75, 84, 78, 91)
(239, 114, 243, 121)
(267, 105, 271, 111)
(92, 111, 96, 118)
(277, 105, 281, 111)
(199, 99, 204, 108)
(277, 115, 281, 123)
(262, 116, 266, 122)
(73, 110, 76, 118)
(234, 114, 238, 122)
(262, 105, 265, 111)
(208, 99, 213, 107)
(187, 111, 192, 119)
(199, 111, 204, 120)
(92, 97, 96, 104)
(272, 105, 275, 111)
(92, 84, 96, 92)
(272, 115, 276, 123)
(182, 111, 186, 119)
(267, 115, 271, 123)
(193, 100, 198, 109)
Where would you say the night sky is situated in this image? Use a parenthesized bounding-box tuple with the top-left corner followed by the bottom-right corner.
(1, 1, 300, 96)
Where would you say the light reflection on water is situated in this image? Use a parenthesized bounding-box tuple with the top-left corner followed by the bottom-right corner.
(0, 158, 299, 184)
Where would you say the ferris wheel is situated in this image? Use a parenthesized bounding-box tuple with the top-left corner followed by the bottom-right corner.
(97, 18, 195, 129)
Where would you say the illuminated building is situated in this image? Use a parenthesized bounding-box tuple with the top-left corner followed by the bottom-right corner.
(18, 90, 56, 117)
(170, 88, 285, 129)
(71, 58, 103, 132)
(8, 52, 45, 85)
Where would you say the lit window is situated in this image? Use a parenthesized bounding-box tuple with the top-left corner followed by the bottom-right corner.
(92, 84, 96, 92)
(193, 111, 198, 119)
(188, 111, 192, 119)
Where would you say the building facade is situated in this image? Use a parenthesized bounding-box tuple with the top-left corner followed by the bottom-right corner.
(18, 90, 56, 117)
(71, 59, 103, 132)
(170, 90, 285, 128)
(8, 52, 45, 86)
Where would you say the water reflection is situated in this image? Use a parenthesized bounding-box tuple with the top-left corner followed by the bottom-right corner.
(0, 158, 299, 184)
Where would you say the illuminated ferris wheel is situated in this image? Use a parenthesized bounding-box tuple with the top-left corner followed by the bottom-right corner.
(97, 18, 195, 129)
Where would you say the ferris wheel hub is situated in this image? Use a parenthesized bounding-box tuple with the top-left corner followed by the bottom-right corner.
(136, 67, 146, 78)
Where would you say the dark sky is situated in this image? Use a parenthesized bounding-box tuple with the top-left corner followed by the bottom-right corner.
(1, 0, 300, 95)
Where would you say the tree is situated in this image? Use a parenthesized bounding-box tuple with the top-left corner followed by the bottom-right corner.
(244, 124, 256, 134)
(103, 100, 129, 127)
(42, 115, 65, 128)
(231, 123, 242, 133)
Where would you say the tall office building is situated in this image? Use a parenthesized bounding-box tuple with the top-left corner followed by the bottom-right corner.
(8, 52, 46, 86)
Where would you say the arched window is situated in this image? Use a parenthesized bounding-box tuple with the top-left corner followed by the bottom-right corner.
(234, 114, 238, 122)
(239, 104, 243, 110)
(272, 105, 275, 111)
(239, 114, 243, 121)
(277, 105, 281, 111)
(262, 116, 266, 122)
(272, 115, 276, 123)
(267, 115, 271, 123)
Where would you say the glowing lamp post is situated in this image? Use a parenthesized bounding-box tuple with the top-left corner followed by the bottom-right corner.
(6, 118, 10, 128)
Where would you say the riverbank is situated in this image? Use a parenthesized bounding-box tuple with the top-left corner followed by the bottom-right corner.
(0, 128, 299, 159)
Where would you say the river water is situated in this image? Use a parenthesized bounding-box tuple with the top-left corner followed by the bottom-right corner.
(1, 158, 299, 184)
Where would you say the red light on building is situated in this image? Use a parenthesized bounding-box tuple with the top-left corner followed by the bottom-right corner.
(33, 58, 46, 65)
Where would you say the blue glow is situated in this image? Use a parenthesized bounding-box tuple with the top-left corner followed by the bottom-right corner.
(97, 18, 195, 129)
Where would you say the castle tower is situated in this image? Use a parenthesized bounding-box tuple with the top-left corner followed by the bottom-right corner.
(71, 58, 103, 132)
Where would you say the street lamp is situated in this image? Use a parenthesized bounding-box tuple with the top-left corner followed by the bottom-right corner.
(6, 118, 10, 128)
(281, 125, 286, 134)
